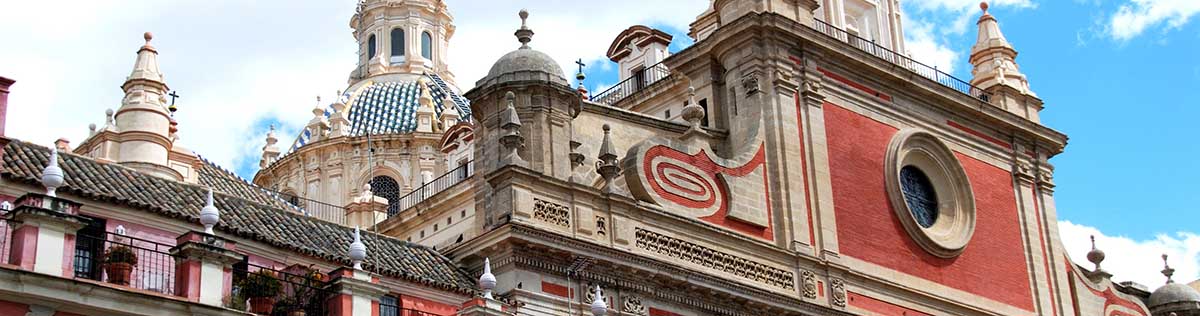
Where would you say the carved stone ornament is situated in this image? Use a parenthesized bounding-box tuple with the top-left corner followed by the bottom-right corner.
(533, 198, 570, 228)
(741, 72, 761, 94)
(801, 270, 818, 299)
(830, 278, 846, 307)
(634, 228, 794, 291)
(595, 216, 607, 237)
(622, 296, 647, 315)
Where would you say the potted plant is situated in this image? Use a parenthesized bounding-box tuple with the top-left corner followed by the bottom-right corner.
(102, 244, 137, 286)
(280, 266, 330, 316)
(238, 269, 282, 315)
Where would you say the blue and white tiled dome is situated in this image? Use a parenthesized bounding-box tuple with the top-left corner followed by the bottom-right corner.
(288, 77, 471, 152)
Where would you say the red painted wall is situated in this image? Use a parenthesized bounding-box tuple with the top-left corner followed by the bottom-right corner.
(0, 300, 28, 316)
(401, 294, 458, 316)
(824, 103, 1034, 311)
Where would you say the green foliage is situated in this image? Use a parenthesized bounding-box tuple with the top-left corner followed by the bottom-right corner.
(238, 269, 282, 298)
(103, 245, 138, 266)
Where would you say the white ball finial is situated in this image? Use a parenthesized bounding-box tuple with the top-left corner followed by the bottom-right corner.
(199, 188, 220, 234)
(590, 285, 606, 316)
(350, 226, 367, 270)
(479, 257, 497, 299)
(41, 146, 64, 197)
(115, 225, 127, 235)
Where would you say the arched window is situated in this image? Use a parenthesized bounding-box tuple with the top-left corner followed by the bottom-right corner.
(367, 34, 377, 60)
(390, 28, 405, 58)
(369, 175, 401, 216)
(420, 31, 433, 60)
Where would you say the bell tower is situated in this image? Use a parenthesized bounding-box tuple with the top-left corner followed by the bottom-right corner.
(968, 2, 1042, 122)
(114, 32, 180, 180)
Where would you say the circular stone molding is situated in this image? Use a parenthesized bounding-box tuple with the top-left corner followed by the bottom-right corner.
(884, 129, 976, 258)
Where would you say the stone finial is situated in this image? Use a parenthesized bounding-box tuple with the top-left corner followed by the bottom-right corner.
(1162, 254, 1175, 284)
(680, 87, 707, 135)
(980, 1, 989, 14)
(350, 226, 367, 270)
(115, 225, 127, 236)
(0, 201, 11, 212)
(199, 187, 220, 234)
(88, 123, 97, 135)
(479, 257, 497, 299)
(1087, 235, 1106, 271)
(104, 109, 116, 129)
(499, 91, 525, 165)
(515, 9, 534, 49)
(41, 145, 64, 197)
(590, 285, 607, 316)
(595, 124, 622, 194)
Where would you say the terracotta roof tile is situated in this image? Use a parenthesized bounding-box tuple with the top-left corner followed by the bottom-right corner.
(1, 139, 475, 293)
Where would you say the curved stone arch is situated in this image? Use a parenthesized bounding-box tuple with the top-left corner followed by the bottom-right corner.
(352, 163, 408, 214)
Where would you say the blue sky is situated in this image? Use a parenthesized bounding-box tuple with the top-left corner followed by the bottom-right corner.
(1, 0, 1197, 286)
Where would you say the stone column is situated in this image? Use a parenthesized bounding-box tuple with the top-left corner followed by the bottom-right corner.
(327, 267, 389, 316)
(169, 231, 241, 306)
(6, 193, 89, 276)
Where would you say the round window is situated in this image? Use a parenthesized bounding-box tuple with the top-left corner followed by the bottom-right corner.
(885, 129, 976, 258)
(899, 166, 938, 228)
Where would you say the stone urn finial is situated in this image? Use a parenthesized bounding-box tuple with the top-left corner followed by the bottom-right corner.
(595, 124, 621, 194)
(41, 145, 64, 197)
(199, 187, 220, 234)
(479, 257, 497, 299)
(590, 285, 606, 316)
(350, 226, 367, 270)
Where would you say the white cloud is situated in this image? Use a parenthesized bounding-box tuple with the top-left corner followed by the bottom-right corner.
(904, 19, 961, 74)
(1108, 0, 1200, 40)
(1060, 220, 1200, 289)
(0, 0, 709, 177)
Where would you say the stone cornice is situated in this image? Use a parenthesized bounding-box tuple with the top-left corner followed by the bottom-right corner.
(503, 223, 851, 316)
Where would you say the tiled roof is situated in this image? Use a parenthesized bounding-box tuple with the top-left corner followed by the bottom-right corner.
(196, 156, 294, 210)
(289, 78, 471, 153)
(1, 140, 476, 293)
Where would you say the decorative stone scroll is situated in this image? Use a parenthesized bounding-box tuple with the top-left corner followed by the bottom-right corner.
(801, 270, 817, 299)
(634, 228, 794, 291)
(622, 296, 647, 315)
(533, 198, 570, 228)
(830, 278, 846, 307)
(623, 141, 773, 239)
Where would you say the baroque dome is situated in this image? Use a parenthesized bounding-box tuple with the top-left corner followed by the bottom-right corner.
(289, 79, 470, 152)
(1149, 283, 1200, 310)
(475, 9, 567, 88)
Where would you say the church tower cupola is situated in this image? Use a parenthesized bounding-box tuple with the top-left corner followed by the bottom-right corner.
(114, 32, 181, 180)
(349, 0, 456, 85)
(969, 2, 1043, 122)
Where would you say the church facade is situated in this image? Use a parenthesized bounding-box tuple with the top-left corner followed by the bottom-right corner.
(0, 0, 1196, 316)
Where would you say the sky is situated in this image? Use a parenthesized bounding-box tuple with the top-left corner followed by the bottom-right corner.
(1, 0, 1198, 289)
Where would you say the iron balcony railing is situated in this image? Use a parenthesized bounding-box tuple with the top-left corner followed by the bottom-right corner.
(231, 263, 335, 315)
(267, 189, 348, 226)
(591, 61, 672, 106)
(811, 19, 991, 102)
(389, 161, 474, 218)
(73, 232, 178, 295)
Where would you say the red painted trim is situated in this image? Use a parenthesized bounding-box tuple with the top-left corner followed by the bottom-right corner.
(817, 281, 824, 297)
(817, 67, 893, 102)
(174, 259, 202, 301)
(648, 307, 681, 316)
(0, 300, 30, 316)
(1031, 185, 1058, 316)
(642, 145, 774, 240)
(541, 281, 571, 298)
(10, 225, 37, 270)
(1065, 258, 1148, 315)
(947, 120, 1012, 150)
(847, 291, 932, 316)
(61, 234, 75, 277)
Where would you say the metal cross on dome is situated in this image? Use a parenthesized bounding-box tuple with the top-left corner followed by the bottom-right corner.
(168, 90, 180, 114)
(575, 58, 587, 86)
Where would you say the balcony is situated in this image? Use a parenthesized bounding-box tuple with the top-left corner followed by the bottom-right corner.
(388, 161, 474, 218)
(810, 19, 992, 102)
(591, 61, 673, 106)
